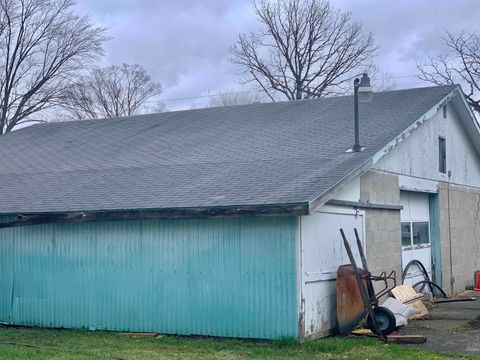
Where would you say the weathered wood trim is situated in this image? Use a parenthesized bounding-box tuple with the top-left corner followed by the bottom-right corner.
(308, 159, 373, 212)
(0, 203, 309, 229)
(301, 327, 334, 342)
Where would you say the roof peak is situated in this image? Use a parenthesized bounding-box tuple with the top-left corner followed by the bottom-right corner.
(14, 84, 459, 132)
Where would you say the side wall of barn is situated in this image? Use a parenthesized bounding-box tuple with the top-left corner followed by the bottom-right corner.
(370, 94, 480, 295)
(0, 216, 298, 339)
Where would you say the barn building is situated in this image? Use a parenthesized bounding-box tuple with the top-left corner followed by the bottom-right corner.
(0, 84, 479, 340)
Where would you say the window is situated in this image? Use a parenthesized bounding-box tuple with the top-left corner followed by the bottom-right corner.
(401, 222, 412, 247)
(401, 221, 430, 247)
(443, 104, 447, 119)
(439, 137, 446, 174)
(412, 222, 430, 245)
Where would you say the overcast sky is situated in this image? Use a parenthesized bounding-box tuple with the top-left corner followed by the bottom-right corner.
(75, 0, 480, 110)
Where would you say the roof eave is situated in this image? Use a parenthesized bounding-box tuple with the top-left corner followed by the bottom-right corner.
(308, 158, 373, 212)
(0, 202, 310, 228)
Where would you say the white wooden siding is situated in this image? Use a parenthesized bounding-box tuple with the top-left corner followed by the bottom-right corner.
(374, 104, 480, 187)
(300, 206, 365, 338)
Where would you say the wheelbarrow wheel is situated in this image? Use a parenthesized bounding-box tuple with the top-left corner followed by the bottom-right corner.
(367, 306, 396, 335)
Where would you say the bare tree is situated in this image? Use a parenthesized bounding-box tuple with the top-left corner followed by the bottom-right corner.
(0, 0, 106, 134)
(61, 63, 162, 120)
(152, 100, 168, 113)
(369, 67, 396, 93)
(229, 0, 376, 101)
(418, 31, 480, 114)
(208, 90, 265, 107)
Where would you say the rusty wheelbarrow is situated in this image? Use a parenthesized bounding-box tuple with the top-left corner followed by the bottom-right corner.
(337, 228, 397, 340)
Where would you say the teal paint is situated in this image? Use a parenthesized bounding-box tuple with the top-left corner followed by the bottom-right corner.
(0, 216, 298, 339)
(429, 194, 442, 286)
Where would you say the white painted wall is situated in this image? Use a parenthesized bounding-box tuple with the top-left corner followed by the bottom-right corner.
(398, 175, 438, 193)
(331, 177, 360, 202)
(374, 103, 480, 187)
(400, 192, 430, 221)
(298, 92, 480, 339)
(300, 206, 365, 338)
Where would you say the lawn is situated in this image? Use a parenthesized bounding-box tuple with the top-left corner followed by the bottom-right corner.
(0, 326, 471, 359)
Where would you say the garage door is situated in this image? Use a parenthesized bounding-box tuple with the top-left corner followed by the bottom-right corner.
(400, 192, 432, 285)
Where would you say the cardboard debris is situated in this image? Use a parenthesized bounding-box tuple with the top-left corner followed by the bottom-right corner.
(391, 285, 429, 319)
(351, 328, 374, 336)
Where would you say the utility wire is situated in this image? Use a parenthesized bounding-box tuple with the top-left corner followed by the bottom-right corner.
(158, 73, 425, 104)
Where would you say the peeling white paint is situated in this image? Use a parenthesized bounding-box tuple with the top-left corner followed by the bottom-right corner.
(374, 89, 480, 188)
(300, 208, 365, 338)
(372, 87, 459, 166)
(398, 175, 438, 193)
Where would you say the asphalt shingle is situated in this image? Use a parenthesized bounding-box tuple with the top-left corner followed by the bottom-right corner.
(0, 85, 456, 214)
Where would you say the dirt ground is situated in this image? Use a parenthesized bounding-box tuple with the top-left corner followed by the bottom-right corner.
(400, 291, 480, 355)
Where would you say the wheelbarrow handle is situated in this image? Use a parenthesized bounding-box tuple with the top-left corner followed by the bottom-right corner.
(354, 228, 369, 272)
(340, 228, 386, 342)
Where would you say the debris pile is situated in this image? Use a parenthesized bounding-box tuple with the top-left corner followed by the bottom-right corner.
(336, 227, 476, 344)
(391, 284, 429, 319)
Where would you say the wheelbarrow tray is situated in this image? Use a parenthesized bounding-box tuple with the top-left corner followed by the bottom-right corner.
(337, 229, 398, 340)
(336, 264, 370, 336)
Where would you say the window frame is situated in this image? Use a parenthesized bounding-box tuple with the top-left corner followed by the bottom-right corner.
(401, 221, 431, 249)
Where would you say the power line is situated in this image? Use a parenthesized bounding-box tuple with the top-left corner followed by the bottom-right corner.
(158, 73, 424, 104)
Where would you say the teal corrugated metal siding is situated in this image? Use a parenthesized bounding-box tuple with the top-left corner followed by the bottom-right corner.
(0, 216, 298, 339)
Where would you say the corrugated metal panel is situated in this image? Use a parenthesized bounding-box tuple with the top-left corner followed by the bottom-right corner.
(0, 216, 297, 339)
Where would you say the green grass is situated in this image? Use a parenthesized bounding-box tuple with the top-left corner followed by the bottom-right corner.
(0, 326, 470, 359)
(454, 315, 480, 333)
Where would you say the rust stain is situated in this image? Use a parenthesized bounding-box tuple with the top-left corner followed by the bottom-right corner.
(336, 264, 368, 336)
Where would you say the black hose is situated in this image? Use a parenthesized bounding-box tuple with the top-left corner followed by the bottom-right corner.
(401, 259, 433, 293)
(412, 280, 448, 298)
(434, 297, 476, 304)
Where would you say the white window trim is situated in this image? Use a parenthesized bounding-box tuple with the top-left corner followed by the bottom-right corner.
(401, 220, 431, 250)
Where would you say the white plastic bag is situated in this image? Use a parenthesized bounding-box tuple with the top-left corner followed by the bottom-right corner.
(381, 297, 420, 327)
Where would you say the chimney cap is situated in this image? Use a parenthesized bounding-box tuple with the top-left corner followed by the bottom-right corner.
(357, 73, 373, 103)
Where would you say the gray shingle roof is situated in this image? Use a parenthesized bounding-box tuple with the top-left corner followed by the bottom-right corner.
(0, 85, 457, 214)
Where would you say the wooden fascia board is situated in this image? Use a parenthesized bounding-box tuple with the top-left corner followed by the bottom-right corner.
(0, 202, 309, 228)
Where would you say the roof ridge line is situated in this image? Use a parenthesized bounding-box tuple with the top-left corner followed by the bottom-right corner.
(6, 84, 459, 131)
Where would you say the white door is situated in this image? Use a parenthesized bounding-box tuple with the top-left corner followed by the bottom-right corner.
(301, 207, 365, 337)
(400, 192, 432, 286)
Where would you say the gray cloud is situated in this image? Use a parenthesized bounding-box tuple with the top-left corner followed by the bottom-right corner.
(75, 0, 480, 109)
(335, 0, 480, 85)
